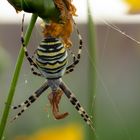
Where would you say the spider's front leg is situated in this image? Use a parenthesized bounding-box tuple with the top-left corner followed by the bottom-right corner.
(21, 14, 43, 77)
(48, 89, 69, 120)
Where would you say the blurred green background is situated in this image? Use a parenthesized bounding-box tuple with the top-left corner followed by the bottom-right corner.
(1, 21, 140, 140)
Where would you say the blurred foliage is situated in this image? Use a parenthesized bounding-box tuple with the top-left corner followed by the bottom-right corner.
(124, 0, 140, 14)
(14, 123, 83, 140)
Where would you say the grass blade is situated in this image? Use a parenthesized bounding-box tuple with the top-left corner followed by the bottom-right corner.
(86, 0, 97, 139)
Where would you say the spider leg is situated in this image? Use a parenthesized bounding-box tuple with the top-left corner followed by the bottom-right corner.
(21, 14, 43, 77)
(59, 81, 94, 130)
(11, 102, 26, 109)
(11, 81, 49, 122)
(65, 21, 83, 74)
(48, 89, 69, 120)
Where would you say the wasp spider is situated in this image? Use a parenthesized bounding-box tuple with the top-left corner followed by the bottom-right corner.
(12, 14, 94, 130)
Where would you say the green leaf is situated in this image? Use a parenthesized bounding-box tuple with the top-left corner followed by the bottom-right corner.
(8, 0, 61, 22)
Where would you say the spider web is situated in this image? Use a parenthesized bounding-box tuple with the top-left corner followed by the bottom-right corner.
(87, 14, 140, 140)
(11, 14, 140, 139)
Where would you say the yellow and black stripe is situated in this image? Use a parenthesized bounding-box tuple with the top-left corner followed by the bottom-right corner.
(35, 37, 68, 79)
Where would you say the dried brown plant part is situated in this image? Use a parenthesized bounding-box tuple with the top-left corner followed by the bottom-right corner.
(54, 0, 77, 21)
(48, 89, 69, 120)
(63, 0, 77, 16)
(43, 20, 73, 47)
(42, 0, 77, 48)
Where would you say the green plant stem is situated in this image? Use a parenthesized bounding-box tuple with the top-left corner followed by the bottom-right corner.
(86, 1, 96, 140)
(87, 2, 96, 115)
(0, 14, 38, 140)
